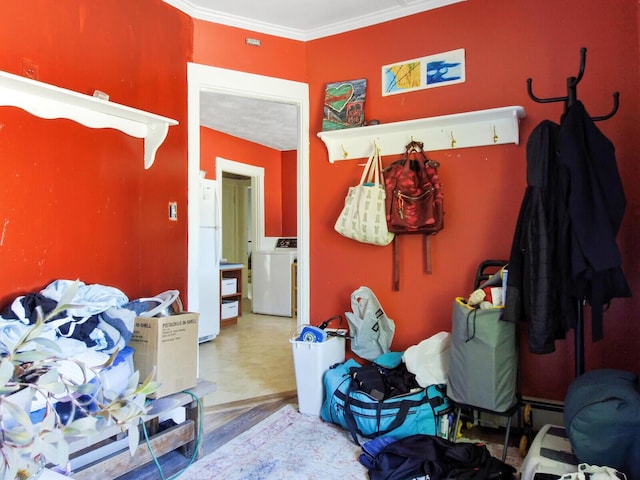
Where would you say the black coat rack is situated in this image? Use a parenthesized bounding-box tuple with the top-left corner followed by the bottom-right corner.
(525, 47, 621, 377)
(527, 47, 620, 122)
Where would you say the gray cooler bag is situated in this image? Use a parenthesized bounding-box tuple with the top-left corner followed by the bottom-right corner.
(447, 298, 517, 412)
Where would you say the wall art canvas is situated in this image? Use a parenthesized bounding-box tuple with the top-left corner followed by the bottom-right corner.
(322, 78, 367, 131)
(382, 48, 465, 96)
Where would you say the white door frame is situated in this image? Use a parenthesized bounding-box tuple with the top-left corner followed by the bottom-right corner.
(187, 63, 309, 327)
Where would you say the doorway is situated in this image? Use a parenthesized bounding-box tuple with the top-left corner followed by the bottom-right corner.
(217, 159, 265, 304)
(186, 63, 310, 326)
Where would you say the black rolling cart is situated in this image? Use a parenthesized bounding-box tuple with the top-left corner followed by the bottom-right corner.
(447, 260, 522, 462)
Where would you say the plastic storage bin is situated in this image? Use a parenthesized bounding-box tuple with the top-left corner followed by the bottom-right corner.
(290, 335, 345, 416)
(520, 424, 578, 480)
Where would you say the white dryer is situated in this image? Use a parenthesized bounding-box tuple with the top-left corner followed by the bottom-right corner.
(252, 238, 297, 317)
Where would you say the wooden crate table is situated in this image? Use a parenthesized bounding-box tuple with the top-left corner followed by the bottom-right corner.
(66, 379, 216, 479)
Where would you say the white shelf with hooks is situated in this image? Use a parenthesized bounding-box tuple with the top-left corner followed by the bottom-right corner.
(0, 70, 178, 169)
(317, 106, 526, 163)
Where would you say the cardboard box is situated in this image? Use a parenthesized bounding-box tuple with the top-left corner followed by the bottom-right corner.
(221, 278, 237, 295)
(221, 300, 239, 319)
(129, 312, 199, 398)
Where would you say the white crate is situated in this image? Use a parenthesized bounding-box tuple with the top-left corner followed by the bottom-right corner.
(521, 424, 579, 480)
(221, 300, 238, 319)
(221, 278, 237, 295)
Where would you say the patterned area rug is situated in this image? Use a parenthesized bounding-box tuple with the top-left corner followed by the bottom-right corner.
(181, 404, 523, 480)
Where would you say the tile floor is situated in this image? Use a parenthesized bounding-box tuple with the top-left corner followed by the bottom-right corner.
(197, 299, 298, 406)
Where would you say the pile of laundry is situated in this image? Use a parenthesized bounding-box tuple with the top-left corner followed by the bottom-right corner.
(0, 279, 172, 359)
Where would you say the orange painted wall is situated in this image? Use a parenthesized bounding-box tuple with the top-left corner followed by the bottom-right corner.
(192, 21, 307, 82)
(0, 0, 192, 303)
(200, 127, 285, 237)
(306, 0, 640, 400)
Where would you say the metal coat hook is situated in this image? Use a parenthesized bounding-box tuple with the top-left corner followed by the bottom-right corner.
(340, 144, 348, 159)
(450, 131, 456, 148)
(526, 47, 619, 122)
(493, 126, 498, 144)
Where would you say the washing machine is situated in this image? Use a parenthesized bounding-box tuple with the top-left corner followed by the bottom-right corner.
(252, 238, 297, 316)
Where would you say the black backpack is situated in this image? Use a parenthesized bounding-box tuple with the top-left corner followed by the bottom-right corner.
(360, 434, 516, 480)
(349, 360, 421, 401)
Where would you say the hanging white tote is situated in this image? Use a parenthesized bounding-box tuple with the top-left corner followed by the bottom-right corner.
(334, 146, 394, 246)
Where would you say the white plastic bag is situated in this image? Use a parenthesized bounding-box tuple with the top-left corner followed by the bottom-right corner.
(403, 331, 451, 387)
(561, 464, 627, 480)
(345, 286, 395, 360)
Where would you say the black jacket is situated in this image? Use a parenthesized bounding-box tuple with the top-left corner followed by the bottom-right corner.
(504, 120, 566, 353)
(557, 101, 630, 340)
(505, 101, 630, 353)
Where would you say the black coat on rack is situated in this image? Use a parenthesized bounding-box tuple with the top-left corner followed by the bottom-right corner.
(505, 48, 630, 377)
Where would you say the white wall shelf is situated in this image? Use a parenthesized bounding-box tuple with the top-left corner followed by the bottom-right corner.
(0, 70, 178, 169)
(317, 106, 526, 163)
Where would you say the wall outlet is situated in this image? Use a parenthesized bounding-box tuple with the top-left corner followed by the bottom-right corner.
(168, 202, 178, 221)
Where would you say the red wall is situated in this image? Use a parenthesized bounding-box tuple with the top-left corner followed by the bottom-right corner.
(200, 127, 288, 237)
(306, 0, 640, 400)
(0, 0, 192, 302)
(192, 21, 307, 82)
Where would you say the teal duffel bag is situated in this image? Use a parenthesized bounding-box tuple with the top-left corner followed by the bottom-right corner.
(320, 353, 450, 443)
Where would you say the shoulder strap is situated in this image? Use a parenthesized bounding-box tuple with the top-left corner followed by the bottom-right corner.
(392, 236, 400, 291)
(342, 382, 363, 445)
(424, 235, 433, 274)
(392, 235, 432, 291)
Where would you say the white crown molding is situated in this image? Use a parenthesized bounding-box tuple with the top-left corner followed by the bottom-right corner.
(306, 0, 466, 41)
(163, 0, 465, 41)
(163, 0, 308, 40)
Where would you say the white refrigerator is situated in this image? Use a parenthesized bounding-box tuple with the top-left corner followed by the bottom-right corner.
(198, 178, 221, 342)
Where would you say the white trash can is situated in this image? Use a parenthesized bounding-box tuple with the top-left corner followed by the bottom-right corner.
(290, 335, 346, 416)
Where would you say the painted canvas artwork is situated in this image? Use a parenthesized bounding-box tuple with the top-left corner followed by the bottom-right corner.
(382, 49, 465, 96)
(322, 79, 367, 131)
(425, 49, 465, 87)
(383, 61, 422, 95)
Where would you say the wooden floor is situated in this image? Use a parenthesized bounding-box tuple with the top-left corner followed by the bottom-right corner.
(113, 392, 526, 480)
(115, 391, 297, 480)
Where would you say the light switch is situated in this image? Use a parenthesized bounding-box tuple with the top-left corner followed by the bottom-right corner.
(168, 202, 178, 221)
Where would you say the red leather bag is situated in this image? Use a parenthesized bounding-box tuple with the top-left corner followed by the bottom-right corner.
(383, 141, 444, 290)
(383, 140, 443, 234)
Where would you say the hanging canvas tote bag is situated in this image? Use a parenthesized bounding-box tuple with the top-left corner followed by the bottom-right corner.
(345, 286, 395, 360)
(334, 146, 394, 246)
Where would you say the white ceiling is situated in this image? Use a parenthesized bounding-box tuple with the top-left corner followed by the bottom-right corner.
(164, 0, 464, 41)
(167, 0, 465, 151)
(200, 91, 299, 151)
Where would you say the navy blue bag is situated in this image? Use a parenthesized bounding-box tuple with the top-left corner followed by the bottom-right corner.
(321, 353, 450, 443)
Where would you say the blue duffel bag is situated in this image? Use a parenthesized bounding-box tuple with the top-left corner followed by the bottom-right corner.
(321, 353, 450, 443)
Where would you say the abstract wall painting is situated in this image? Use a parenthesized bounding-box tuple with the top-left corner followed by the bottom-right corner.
(322, 78, 367, 131)
(382, 48, 465, 96)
